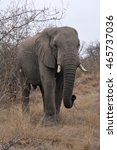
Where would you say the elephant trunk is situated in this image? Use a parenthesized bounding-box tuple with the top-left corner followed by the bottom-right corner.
(63, 54, 77, 108)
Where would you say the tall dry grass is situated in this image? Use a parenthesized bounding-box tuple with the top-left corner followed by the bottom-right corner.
(0, 74, 99, 150)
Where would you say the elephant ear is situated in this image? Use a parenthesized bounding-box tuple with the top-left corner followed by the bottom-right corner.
(36, 30, 56, 68)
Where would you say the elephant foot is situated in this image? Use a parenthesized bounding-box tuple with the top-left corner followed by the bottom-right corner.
(40, 115, 57, 126)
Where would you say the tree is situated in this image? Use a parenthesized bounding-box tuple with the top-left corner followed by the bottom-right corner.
(81, 41, 100, 74)
(0, 0, 63, 102)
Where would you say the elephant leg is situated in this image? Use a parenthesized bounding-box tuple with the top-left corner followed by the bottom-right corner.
(22, 83, 30, 114)
(39, 62, 56, 123)
(55, 73, 63, 115)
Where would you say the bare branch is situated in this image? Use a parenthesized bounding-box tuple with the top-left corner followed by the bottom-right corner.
(0, 0, 64, 101)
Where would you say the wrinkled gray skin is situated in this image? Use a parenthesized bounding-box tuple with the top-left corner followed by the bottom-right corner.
(17, 26, 81, 124)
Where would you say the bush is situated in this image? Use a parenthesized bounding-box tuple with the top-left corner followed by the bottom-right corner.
(80, 41, 100, 74)
(0, 0, 63, 103)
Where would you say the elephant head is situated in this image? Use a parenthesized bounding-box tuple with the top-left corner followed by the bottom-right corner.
(36, 26, 86, 108)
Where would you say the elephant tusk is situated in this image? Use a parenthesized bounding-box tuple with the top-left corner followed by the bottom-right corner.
(79, 64, 87, 72)
(57, 65, 61, 73)
(19, 69, 22, 73)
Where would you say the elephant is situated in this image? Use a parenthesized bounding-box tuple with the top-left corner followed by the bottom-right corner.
(17, 26, 86, 124)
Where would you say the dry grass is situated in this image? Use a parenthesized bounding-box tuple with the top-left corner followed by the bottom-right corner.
(0, 73, 99, 150)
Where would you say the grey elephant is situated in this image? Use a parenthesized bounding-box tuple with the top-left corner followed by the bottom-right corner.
(17, 26, 86, 124)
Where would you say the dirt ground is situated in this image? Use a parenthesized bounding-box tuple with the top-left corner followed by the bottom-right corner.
(0, 74, 99, 150)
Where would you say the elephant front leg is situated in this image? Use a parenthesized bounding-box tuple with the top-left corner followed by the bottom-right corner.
(43, 84, 56, 123)
(40, 64, 57, 124)
(42, 83, 57, 125)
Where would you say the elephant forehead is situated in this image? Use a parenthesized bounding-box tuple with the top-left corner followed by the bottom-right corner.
(56, 31, 78, 43)
(56, 37, 78, 49)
